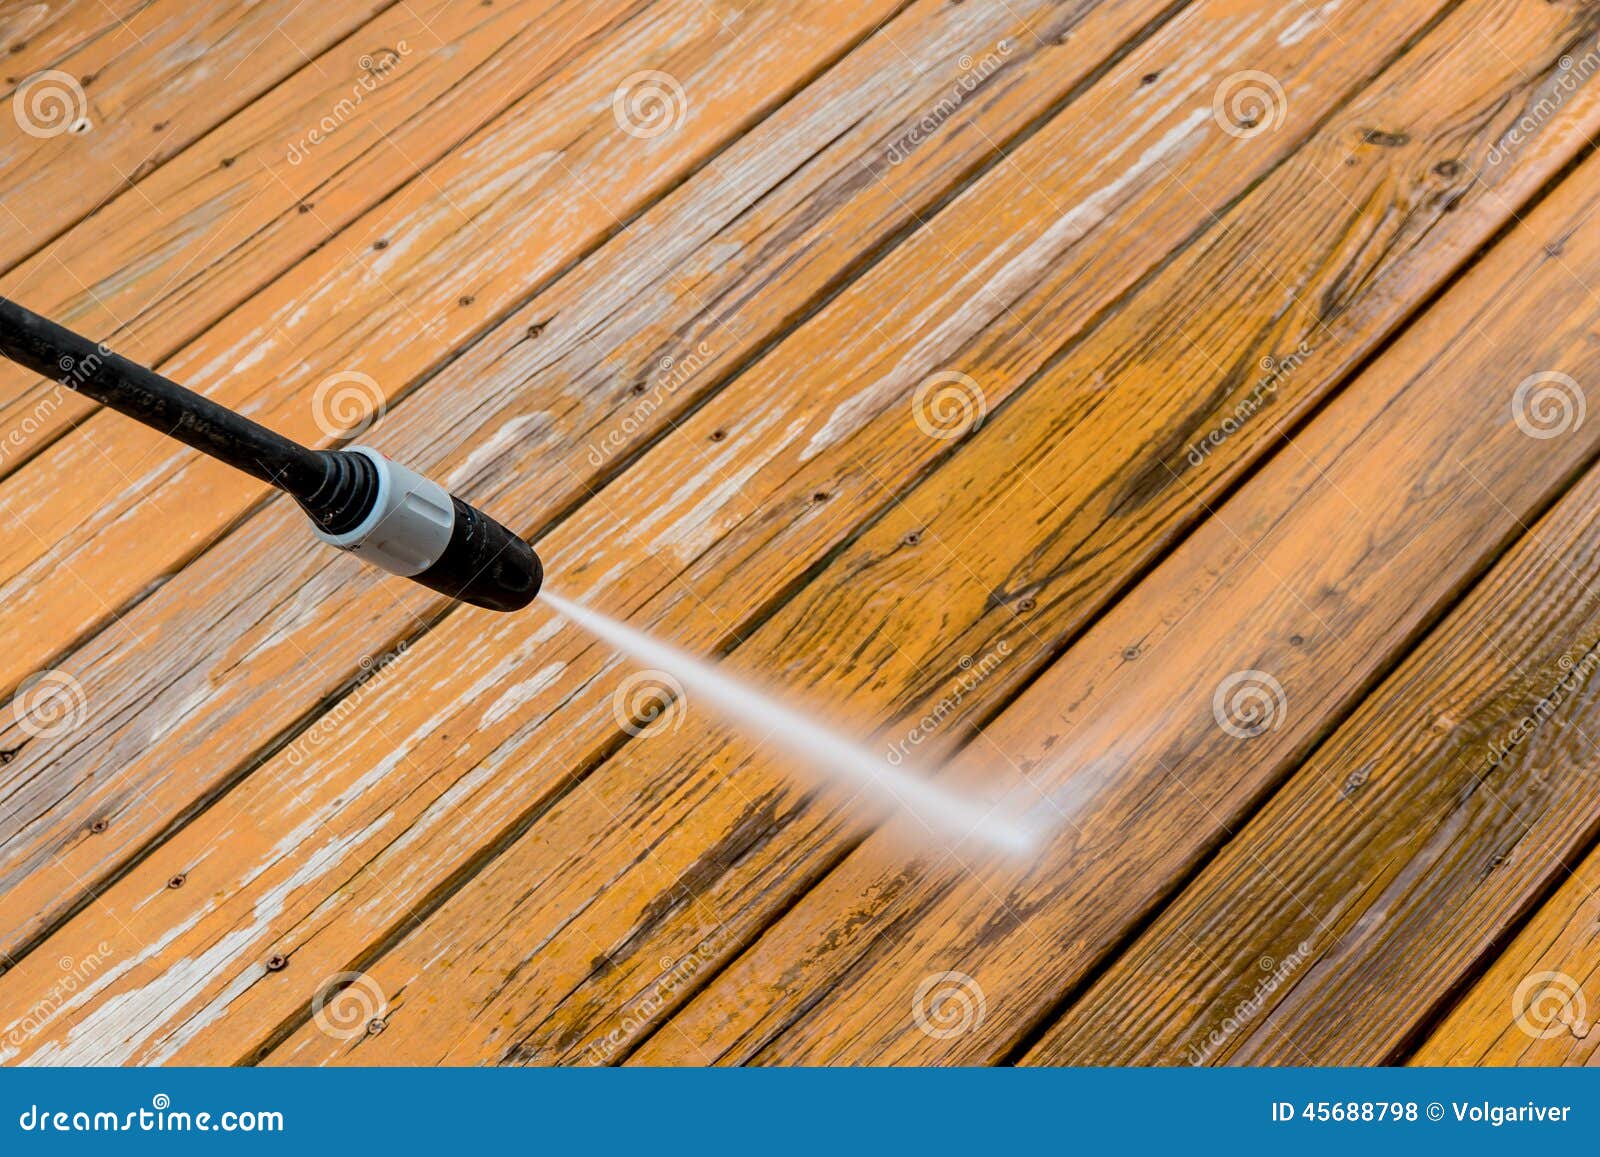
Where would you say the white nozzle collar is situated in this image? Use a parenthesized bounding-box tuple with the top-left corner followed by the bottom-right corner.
(312, 446, 454, 577)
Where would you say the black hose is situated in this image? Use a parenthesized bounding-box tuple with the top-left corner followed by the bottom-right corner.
(0, 294, 542, 612)
(0, 295, 332, 500)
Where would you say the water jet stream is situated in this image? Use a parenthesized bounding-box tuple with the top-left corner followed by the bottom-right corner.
(543, 592, 1038, 856)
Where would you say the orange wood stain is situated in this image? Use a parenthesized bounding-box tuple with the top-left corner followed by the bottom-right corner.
(0, 0, 1176, 962)
(2, 0, 1599, 1067)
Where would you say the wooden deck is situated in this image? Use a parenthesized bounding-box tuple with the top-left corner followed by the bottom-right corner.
(2, 0, 1600, 1066)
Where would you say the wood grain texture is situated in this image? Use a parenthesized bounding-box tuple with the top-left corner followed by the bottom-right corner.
(0, 0, 903, 700)
(1028, 439, 1600, 1065)
(0, 0, 1182, 972)
(252, 0, 1599, 1066)
(0, 0, 1447, 1065)
(0, 0, 390, 270)
(1415, 842, 1600, 1064)
(0, 0, 646, 478)
(628, 69, 1600, 1066)
(0, 0, 152, 94)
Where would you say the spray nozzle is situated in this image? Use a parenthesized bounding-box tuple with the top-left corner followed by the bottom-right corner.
(302, 447, 541, 612)
(0, 294, 541, 613)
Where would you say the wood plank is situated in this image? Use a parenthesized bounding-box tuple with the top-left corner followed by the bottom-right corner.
(0, 0, 649, 478)
(0, 0, 151, 94)
(0, 0, 1182, 979)
(0, 0, 390, 269)
(0, 0, 1190, 966)
(245, 0, 1600, 1066)
(1414, 843, 1600, 1064)
(0, 0, 908, 697)
(1028, 442, 1600, 1065)
(0, 0, 1450, 1065)
(629, 142, 1600, 1067)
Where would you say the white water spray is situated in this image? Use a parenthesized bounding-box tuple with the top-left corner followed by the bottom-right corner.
(542, 593, 1038, 856)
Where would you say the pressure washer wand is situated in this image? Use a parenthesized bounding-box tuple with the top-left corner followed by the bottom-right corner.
(0, 295, 541, 611)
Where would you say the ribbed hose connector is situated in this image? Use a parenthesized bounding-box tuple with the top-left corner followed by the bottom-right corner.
(304, 447, 541, 612)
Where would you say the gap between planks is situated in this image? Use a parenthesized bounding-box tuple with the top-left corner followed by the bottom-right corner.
(0, 0, 1184, 966)
(0, 0, 397, 287)
(617, 4, 1600, 1067)
(0, 0, 648, 481)
(0, 0, 1440, 1062)
(249, 0, 1574, 1068)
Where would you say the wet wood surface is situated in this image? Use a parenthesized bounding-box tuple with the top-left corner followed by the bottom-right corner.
(2, 0, 1600, 1066)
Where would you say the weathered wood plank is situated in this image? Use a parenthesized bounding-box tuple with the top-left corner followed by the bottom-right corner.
(1027, 433, 1600, 1065)
(0, 0, 151, 94)
(1414, 842, 1600, 1064)
(0, 0, 390, 270)
(0, 0, 908, 697)
(230, 0, 1600, 1066)
(0, 0, 1447, 1065)
(0, 0, 647, 478)
(622, 37, 1600, 1067)
(0, 0, 1181, 981)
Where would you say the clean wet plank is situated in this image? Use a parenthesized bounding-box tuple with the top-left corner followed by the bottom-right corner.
(632, 122, 1600, 1065)
(1029, 422, 1600, 1065)
(1414, 842, 1600, 1065)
